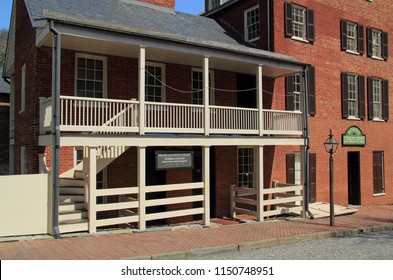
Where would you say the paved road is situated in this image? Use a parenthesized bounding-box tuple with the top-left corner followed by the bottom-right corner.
(190, 230, 393, 260)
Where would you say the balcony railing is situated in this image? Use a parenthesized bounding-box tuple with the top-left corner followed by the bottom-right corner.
(40, 96, 303, 137)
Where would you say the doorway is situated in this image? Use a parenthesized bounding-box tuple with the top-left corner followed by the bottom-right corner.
(348, 152, 361, 205)
(237, 74, 257, 108)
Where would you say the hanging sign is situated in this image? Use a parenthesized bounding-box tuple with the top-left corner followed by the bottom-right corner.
(342, 126, 366, 146)
(155, 151, 194, 170)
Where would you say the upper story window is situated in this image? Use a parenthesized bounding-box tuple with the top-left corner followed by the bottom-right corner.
(244, 5, 260, 42)
(285, 67, 316, 116)
(76, 54, 106, 98)
(368, 77, 389, 121)
(341, 72, 365, 120)
(285, 2, 315, 43)
(367, 27, 388, 60)
(341, 20, 364, 55)
(145, 63, 165, 102)
(191, 69, 214, 105)
(209, 0, 230, 10)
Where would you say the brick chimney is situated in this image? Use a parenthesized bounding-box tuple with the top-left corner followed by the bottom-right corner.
(138, 0, 175, 8)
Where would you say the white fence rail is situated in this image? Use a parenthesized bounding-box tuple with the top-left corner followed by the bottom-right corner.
(263, 110, 303, 135)
(210, 106, 259, 134)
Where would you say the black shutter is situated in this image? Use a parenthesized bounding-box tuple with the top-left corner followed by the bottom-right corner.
(309, 153, 316, 203)
(286, 154, 295, 184)
(382, 31, 389, 60)
(286, 76, 295, 111)
(382, 79, 389, 121)
(358, 75, 365, 120)
(308, 66, 316, 116)
(367, 27, 373, 57)
(373, 152, 384, 194)
(285, 2, 293, 37)
(367, 77, 374, 120)
(358, 24, 364, 55)
(341, 73, 349, 118)
(340, 19, 347, 51)
(306, 9, 315, 42)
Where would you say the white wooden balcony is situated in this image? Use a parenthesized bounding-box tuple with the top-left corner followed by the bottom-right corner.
(40, 96, 303, 137)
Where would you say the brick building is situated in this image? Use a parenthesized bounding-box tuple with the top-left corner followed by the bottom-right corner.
(204, 0, 392, 206)
(0, 71, 10, 175)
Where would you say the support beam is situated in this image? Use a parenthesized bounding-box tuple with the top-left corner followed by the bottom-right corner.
(88, 147, 97, 234)
(202, 146, 210, 226)
(138, 146, 146, 230)
(257, 65, 264, 136)
(256, 146, 264, 221)
(139, 46, 146, 135)
(203, 56, 210, 136)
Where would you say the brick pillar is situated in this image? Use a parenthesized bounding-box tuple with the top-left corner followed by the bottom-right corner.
(138, 0, 175, 9)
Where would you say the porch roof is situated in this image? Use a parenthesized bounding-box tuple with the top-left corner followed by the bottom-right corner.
(25, 0, 306, 74)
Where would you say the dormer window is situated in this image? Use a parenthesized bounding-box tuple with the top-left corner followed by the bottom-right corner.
(244, 5, 260, 43)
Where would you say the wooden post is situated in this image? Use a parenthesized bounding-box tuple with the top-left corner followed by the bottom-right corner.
(139, 46, 146, 135)
(138, 146, 146, 230)
(202, 146, 210, 226)
(203, 56, 210, 136)
(257, 65, 264, 136)
(88, 147, 97, 234)
(300, 146, 306, 218)
(256, 146, 264, 221)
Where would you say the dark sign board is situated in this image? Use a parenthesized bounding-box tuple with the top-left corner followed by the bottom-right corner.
(155, 151, 194, 170)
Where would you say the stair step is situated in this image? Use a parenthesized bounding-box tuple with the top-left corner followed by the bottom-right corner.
(60, 178, 84, 187)
(60, 186, 84, 195)
(59, 202, 85, 212)
(59, 219, 88, 234)
(59, 210, 88, 222)
(59, 194, 84, 203)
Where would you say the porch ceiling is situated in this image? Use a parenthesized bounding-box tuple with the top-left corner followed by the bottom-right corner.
(40, 22, 304, 78)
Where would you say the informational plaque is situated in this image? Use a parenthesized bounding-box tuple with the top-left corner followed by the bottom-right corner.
(155, 151, 194, 170)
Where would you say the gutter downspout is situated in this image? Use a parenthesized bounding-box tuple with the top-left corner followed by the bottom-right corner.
(303, 66, 314, 219)
(267, 0, 271, 51)
(49, 21, 62, 239)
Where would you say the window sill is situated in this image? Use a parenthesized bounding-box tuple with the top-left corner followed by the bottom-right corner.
(347, 116, 361, 121)
(373, 193, 386, 197)
(291, 36, 309, 44)
(371, 56, 385, 61)
(372, 118, 385, 122)
(246, 37, 260, 44)
(345, 50, 360, 56)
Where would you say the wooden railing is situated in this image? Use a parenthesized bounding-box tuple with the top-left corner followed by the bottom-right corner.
(230, 185, 258, 218)
(40, 96, 304, 136)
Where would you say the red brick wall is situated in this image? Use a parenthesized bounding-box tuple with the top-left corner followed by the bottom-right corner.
(138, 0, 175, 8)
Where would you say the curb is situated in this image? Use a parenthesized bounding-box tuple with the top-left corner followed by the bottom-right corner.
(123, 223, 393, 260)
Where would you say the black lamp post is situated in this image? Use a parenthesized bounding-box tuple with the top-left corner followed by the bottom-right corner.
(323, 130, 339, 226)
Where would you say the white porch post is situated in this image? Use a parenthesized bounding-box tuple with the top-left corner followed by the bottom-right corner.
(300, 146, 306, 218)
(203, 56, 210, 136)
(256, 145, 264, 221)
(257, 65, 264, 136)
(202, 146, 210, 226)
(87, 146, 97, 234)
(138, 146, 146, 231)
(139, 46, 146, 135)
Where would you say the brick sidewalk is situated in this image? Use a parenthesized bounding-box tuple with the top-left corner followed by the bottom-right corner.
(0, 205, 392, 260)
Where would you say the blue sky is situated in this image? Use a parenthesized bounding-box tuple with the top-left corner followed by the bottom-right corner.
(0, 0, 204, 29)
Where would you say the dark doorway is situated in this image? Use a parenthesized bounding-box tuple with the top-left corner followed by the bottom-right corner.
(237, 74, 257, 108)
(348, 152, 361, 205)
(192, 147, 216, 220)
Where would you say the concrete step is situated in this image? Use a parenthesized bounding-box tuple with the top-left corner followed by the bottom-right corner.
(59, 194, 84, 203)
(60, 186, 84, 195)
(60, 178, 84, 187)
(59, 210, 88, 222)
(59, 202, 85, 212)
(59, 219, 88, 234)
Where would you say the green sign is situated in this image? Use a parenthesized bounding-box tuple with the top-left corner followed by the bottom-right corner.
(342, 126, 366, 146)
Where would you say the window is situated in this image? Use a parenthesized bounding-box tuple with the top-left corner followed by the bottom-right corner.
(286, 152, 302, 185)
(237, 148, 254, 188)
(285, 66, 316, 115)
(373, 152, 385, 195)
(341, 20, 364, 54)
(244, 5, 260, 42)
(20, 64, 26, 113)
(209, 0, 230, 10)
(191, 69, 214, 105)
(20, 146, 26, 174)
(145, 63, 165, 102)
(76, 54, 106, 98)
(367, 27, 388, 60)
(367, 77, 389, 121)
(341, 73, 365, 119)
(285, 2, 315, 42)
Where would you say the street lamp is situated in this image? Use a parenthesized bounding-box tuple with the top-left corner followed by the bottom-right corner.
(324, 130, 339, 226)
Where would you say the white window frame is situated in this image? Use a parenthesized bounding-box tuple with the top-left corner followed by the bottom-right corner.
(209, 0, 230, 10)
(75, 53, 107, 99)
(145, 62, 166, 102)
(292, 4, 307, 41)
(372, 78, 382, 120)
(244, 5, 260, 43)
(20, 146, 26, 174)
(237, 147, 255, 189)
(191, 68, 215, 105)
(346, 22, 358, 53)
(20, 63, 26, 113)
(294, 152, 302, 185)
(347, 74, 359, 118)
(371, 29, 382, 59)
(293, 74, 302, 112)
